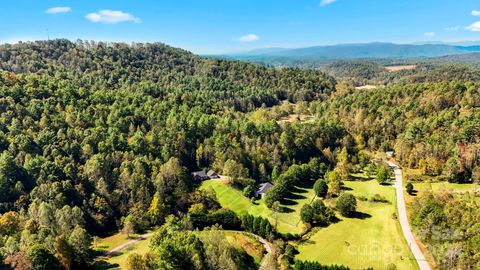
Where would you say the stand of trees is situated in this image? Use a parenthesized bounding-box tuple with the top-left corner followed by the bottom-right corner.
(0, 40, 340, 269)
(410, 192, 480, 269)
(313, 80, 480, 184)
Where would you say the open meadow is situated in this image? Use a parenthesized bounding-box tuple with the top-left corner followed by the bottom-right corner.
(201, 180, 317, 234)
(296, 180, 419, 270)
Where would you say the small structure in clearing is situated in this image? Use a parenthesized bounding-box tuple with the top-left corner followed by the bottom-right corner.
(277, 114, 314, 124)
(355, 85, 379, 90)
(255, 182, 274, 199)
(192, 169, 219, 181)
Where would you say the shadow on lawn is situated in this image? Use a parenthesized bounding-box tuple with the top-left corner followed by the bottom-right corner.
(407, 190, 418, 196)
(349, 174, 374, 182)
(351, 211, 372, 220)
(285, 192, 307, 200)
(280, 206, 295, 213)
(92, 260, 120, 270)
(297, 180, 315, 189)
(290, 185, 308, 194)
(281, 198, 298, 206)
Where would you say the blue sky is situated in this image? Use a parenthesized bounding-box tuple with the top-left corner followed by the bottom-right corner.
(1, 0, 480, 54)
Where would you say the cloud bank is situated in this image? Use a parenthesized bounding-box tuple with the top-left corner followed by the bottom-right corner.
(237, 34, 260, 42)
(86, 10, 141, 24)
(46, 7, 71, 14)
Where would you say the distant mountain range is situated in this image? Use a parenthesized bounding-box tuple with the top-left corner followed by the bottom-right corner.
(222, 42, 480, 60)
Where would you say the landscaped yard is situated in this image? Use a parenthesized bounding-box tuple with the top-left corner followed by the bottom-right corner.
(296, 180, 419, 270)
(201, 180, 317, 234)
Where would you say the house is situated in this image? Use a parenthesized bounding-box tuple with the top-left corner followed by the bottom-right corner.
(191, 169, 209, 181)
(255, 182, 274, 199)
(207, 170, 220, 179)
(191, 169, 219, 181)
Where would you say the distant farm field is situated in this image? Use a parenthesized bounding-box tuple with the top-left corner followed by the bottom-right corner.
(200, 180, 316, 234)
(296, 181, 419, 270)
(385, 65, 417, 72)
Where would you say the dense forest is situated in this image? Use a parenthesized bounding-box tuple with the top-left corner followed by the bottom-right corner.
(0, 39, 479, 269)
(313, 81, 480, 184)
(0, 40, 352, 269)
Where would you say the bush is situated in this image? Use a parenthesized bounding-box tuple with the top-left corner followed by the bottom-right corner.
(376, 165, 391, 185)
(368, 194, 389, 203)
(314, 179, 328, 198)
(336, 193, 357, 217)
(406, 182, 414, 195)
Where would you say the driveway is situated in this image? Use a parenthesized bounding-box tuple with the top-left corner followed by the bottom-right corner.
(388, 161, 431, 270)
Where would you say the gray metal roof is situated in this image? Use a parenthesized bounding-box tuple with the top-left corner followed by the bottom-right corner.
(257, 182, 273, 194)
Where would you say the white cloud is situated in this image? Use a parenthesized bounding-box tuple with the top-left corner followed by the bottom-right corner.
(466, 21, 480, 32)
(86, 10, 141, 24)
(319, 0, 337, 7)
(472, 10, 480, 16)
(424, 32, 436, 37)
(237, 34, 259, 42)
(444, 26, 459, 31)
(45, 7, 71, 14)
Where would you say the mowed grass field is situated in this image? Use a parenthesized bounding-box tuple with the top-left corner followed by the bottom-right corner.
(404, 181, 478, 204)
(201, 180, 316, 234)
(94, 232, 151, 269)
(296, 181, 419, 270)
(94, 230, 265, 269)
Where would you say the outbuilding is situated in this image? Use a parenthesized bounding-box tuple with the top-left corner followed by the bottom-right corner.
(255, 182, 273, 199)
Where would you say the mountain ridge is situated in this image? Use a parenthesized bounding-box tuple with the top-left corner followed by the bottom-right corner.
(222, 42, 480, 60)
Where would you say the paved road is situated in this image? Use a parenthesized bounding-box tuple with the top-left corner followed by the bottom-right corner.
(388, 161, 431, 270)
(104, 233, 154, 256)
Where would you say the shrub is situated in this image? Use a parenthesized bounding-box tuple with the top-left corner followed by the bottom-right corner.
(406, 182, 414, 195)
(336, 193, 357, 217)
(314, 179, 328, 198)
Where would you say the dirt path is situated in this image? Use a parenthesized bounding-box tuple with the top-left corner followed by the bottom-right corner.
(104, 233, 153, 256)
(101, 230, 274, 268)
(388, 161, 431, 270)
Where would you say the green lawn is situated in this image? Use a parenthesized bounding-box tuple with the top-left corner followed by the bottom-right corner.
(106, 238, 151, 269)
(93, 232, 152, 270)
(410, 182, 477, 193)
(296, 181, 419, 270)
(201, 180, 317, 234)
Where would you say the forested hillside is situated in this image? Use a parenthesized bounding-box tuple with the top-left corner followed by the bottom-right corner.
(313, 81, 480, 183)
(0, 40, 346, 269)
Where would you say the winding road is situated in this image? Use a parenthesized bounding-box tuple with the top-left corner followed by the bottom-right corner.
(387, 161, 431, 270)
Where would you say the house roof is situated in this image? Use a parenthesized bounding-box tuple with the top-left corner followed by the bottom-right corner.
(192, 169, 208, 178)
(257, 182, 273, 194)
(207, 170, 217, 176)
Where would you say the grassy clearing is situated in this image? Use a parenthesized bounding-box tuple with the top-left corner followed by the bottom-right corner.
(201, 180, 316, 234)
(106, 238, 150, 269)
(385, 65, 417, 72)
(276, 114, 315, 124)
(94, 233, 141, 252)
(93, 232, 152, 270)
(296, 180, 419, 270)
(410, 182, 477, 192)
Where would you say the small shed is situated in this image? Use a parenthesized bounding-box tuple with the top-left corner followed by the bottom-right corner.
(255, 182, 274, 199)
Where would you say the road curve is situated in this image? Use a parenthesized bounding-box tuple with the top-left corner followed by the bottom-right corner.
(387, 161, 431, 270)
